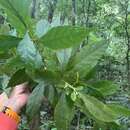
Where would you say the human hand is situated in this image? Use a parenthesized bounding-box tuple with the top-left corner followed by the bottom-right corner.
(4, 83, 30, 113)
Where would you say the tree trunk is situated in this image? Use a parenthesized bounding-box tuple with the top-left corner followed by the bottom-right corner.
(31, 0, 36, 18)
(60, 11, 66, 25)
(81, 0, 91, 47)
(124, 0, 130, 88)
(48, 0, 57, 23)
(72, 0, 76, 26)
(86, 0, 91, 44)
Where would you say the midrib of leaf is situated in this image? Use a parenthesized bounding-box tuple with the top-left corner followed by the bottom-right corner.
(7, 0, 27, 28)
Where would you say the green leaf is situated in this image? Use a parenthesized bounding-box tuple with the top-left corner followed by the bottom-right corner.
(0, 35, 21, 51)
(17, 33, 43, 69)
(27, 69, 60, 83)
(26, 82, 45, 120)
(54, 93, 74, 130)
(1, 56, 25, 74)
(44, 85, 58, 107)
(0, 0, 32, 34)
(43, 48, 59, 72)
(56, 48, 72, 71)
(85, 67, 96, 80)
(0, 51, 11, 59)
(79, 93, 118, 122)
(83, 86, 104, 99)
(0, 24, 10, 35)
(91, 80, 119, 97)
(5, 56, 24, 69)
(36, 19, 50, 38)
(93, 121, 120, 130)
(108, 104, 130, 117)
(8, 69, 32, 87)
(73, 40, 107, 78)
(40, 26, 89, 50)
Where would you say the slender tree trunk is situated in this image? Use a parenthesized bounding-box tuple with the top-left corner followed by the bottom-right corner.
(48, 3, 54, 23)
(60, 12, 66, 25)
(86, 0, 91, 44)
(31, 0, 36, 18)
(48, 0, 57, 23)
(76, 111, 80, 130)
(80, 0, 85, 26)
(86, 0, 91, 27)
(72, 0, 76, 26)
(81, 0, 91, 47)
(124, 0, 130, 87)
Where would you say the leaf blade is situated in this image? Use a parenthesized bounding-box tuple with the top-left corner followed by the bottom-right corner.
(8, 68, 32, 87)
(17, 33, 43, 69)
(79, 93, 118, 122)
(73, 40, 107, 78)
(40, 26, 89, 50)
(54, 93, 74, 130)
(0, 35, 21, 51)
(0, 0, 32, 33)
(91, 80, 119, 96)
(26, 82, 45, 120)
